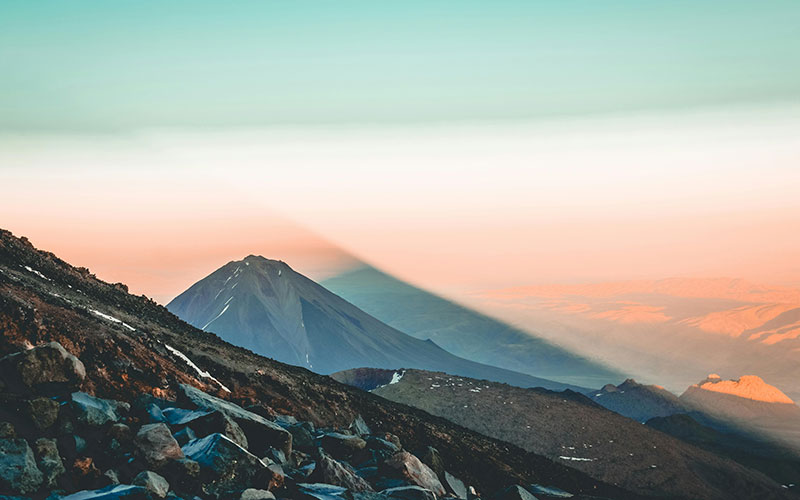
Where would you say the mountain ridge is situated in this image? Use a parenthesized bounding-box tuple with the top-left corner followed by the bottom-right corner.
(167, 255, 586, 392)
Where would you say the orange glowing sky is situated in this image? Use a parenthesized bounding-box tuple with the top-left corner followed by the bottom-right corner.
(2, 104, 800, 304)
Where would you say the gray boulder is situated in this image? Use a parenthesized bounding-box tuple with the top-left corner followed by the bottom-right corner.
(240, 488, 276, 500)
(59, 484, 149, 500)
(179, 410, 248, 450)
(0, 342, 85, 395)
(135, 423, 184, 468)
(382, 486, 438, 500)
(320, 432, 366, 459)
(181, 433, 276, 496)
(33, 438, 65, 489)
(288, 424, 315, 451)
(444, 472, 467, 499)
(296, 483, 349, 500)
(71, 392, 128, 427)
(23, 397, 61, 431)
(0, 438, 44, 494)
(178, 384, 291, 456)
(381, 452, 445, 497)
(132, 470, 170, 499)
(309, 452, 374, 492)
(350, 415, 371, 436)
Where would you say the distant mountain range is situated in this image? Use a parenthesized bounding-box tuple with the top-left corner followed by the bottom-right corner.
(166, 256, 587, 391)
(470, 277, 800, 399)
(322, 264, 623, 388)
(333, 367, 793, 500)
(587, 375, 800, 470)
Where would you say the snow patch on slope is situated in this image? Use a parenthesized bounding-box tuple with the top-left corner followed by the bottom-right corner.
(164, 344, 231, 392)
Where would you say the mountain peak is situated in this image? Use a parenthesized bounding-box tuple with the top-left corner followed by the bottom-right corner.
(692, 374, 794, 404)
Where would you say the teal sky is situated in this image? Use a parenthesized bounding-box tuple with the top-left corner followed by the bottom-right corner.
(1, 0, 799, 131)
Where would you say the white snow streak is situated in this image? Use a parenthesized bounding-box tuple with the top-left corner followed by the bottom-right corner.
(90, 309, 136, 331)
(23, 265, 51, 281)
(164, 344, 231, 392)
(202, 303, 231, 330)
(558, 456, 596, 462)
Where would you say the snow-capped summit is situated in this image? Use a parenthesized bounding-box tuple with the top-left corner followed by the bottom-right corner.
(690, 374, 794, 404)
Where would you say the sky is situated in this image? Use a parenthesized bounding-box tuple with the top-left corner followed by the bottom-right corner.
(1, 1, 800, 304)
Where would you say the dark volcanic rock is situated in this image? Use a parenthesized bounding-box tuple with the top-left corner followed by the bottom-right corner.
(380, 452, 445, 497)
(59, 484, 150, 500)
(181, 433, 276, 497)
(240, 488, 276, 500)
(309, 452, 374, 492)
(320, 432, 366, 459)
(71, 392, 128, 427)
(419, 447, 444, 479)
(382, 486, 437, 500)
(23, 397, 61, 431)
(178, 384, 292, 456)
(444, 472, 467, 499)
(296, 483, 349, 500)
(0, 438, 44, 494)
(134, 423, 184, 468)
(132, 470, 169, 499)
(0, 422, 16, 438)
(288, 424, 315, 451)
(0, 342, 85, 395)
(494, 485, 539, 500)
(184, 410, 249, 450)
(33, 437, 66, 489)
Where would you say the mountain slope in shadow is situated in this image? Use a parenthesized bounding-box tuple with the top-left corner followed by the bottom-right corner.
(167, 256, 583, 391)
(323, 265, 624, 388)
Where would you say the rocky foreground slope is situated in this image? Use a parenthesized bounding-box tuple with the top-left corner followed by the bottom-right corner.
(333, 368, 796, 500)
(0, 229, 638, 499)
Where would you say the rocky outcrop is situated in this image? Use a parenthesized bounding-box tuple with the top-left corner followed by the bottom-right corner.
(381, 451, 446, 497)
(0, 438, 44, 494)
(135, 423, 185, 468)
(0, 342, 85, 395)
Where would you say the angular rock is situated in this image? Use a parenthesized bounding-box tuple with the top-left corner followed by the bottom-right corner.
(0, 438, 44, 494)
(71, 456, 103, 489)
(178, 384, 292, 456)
(33, 438, 66, 489)
(444, 472, 467, 499)
(527, 485, 572, 498)
(132, 470, 169, 499)
(382, 486, 437, 500)
(0, 421, 17, 438)
(381, 452, 445, 497)
(135, 423, 184, 468)
(0, 342, 85, 395)
(172, 427, 197, 447)
(184, 410, 248, 450)
(494, 485, 539, 500)
(320, 432, 366, 459)
(296, 483, 349, 500)
(240, 488, 276, 500)
(181, 433, 275, 496)
(288, 424, 315, 451)
(420, 447, 444, 479)
(24, 397, 61, 431)
(309, 452, 373, 492)
(160, 458, 200, 495)
(59, 484, 150, 500)
(71, 392, 128, 427)
(350, 415, 371, 437)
